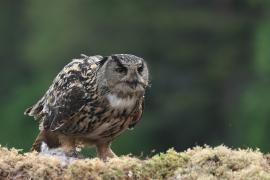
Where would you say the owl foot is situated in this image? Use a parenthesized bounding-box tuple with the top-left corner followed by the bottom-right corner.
(63, 149, 84, 159)
(65, 149, 79, 158)
(96, 142, 117, 161)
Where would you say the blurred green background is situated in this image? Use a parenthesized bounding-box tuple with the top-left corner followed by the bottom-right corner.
(1, 0, 270, 156)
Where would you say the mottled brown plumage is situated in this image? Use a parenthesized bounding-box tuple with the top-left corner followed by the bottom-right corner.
(25, 54, 149, 159)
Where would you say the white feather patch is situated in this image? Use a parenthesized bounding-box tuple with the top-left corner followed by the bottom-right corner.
(107, 94, 135, 109)
(40, 142, 77, 164)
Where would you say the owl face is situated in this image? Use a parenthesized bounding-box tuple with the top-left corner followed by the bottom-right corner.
(103, 54, 149, 96)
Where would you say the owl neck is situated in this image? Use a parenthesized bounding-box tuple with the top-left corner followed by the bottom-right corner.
(106, 93, 137, 109)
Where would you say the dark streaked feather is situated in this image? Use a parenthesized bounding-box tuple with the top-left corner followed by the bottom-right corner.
(128, 98, 144, 129)
(44, 85, 88, 131)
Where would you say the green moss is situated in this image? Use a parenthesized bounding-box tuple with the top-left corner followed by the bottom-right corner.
(0, 145, 270, 179)
(140, 149, 189, 178)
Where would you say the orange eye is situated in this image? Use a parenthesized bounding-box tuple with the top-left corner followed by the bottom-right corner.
(115, 67, 127, 74)
(138, 64, 144, 74)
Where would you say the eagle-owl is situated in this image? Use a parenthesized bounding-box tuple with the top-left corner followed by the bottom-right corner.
(25, 54, 149, 160)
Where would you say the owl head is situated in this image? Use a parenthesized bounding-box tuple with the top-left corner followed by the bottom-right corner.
(97, 54, 149, 97)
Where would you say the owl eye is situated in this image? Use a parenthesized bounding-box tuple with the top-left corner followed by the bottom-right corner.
(137, 64, 144, 74)
(115, 66, 127, 74)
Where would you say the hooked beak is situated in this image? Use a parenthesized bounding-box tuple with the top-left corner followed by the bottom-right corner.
(126, 80, 139, 89)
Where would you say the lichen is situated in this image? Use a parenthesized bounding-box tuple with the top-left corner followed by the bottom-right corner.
(0, 145, 269, 179)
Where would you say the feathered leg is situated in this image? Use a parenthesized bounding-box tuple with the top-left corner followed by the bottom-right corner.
(58, 135, 78, 157)
(31, 130, 60, 152)
(96, 141, 117, 160)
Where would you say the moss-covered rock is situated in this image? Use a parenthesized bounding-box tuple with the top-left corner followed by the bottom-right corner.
(0, 145, 270, 179)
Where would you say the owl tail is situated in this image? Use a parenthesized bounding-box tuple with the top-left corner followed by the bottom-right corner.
(24, 97, 45, 118)
(31, 130, 60, 152)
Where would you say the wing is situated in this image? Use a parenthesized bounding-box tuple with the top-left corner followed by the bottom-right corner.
(42, 65, 91, 131)
(128, 98, 145, 129)
(43, 83, 88, 132)
(25, 55, 105, 131)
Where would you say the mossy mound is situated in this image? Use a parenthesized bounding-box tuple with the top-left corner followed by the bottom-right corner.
(0, 145, 270, 179)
